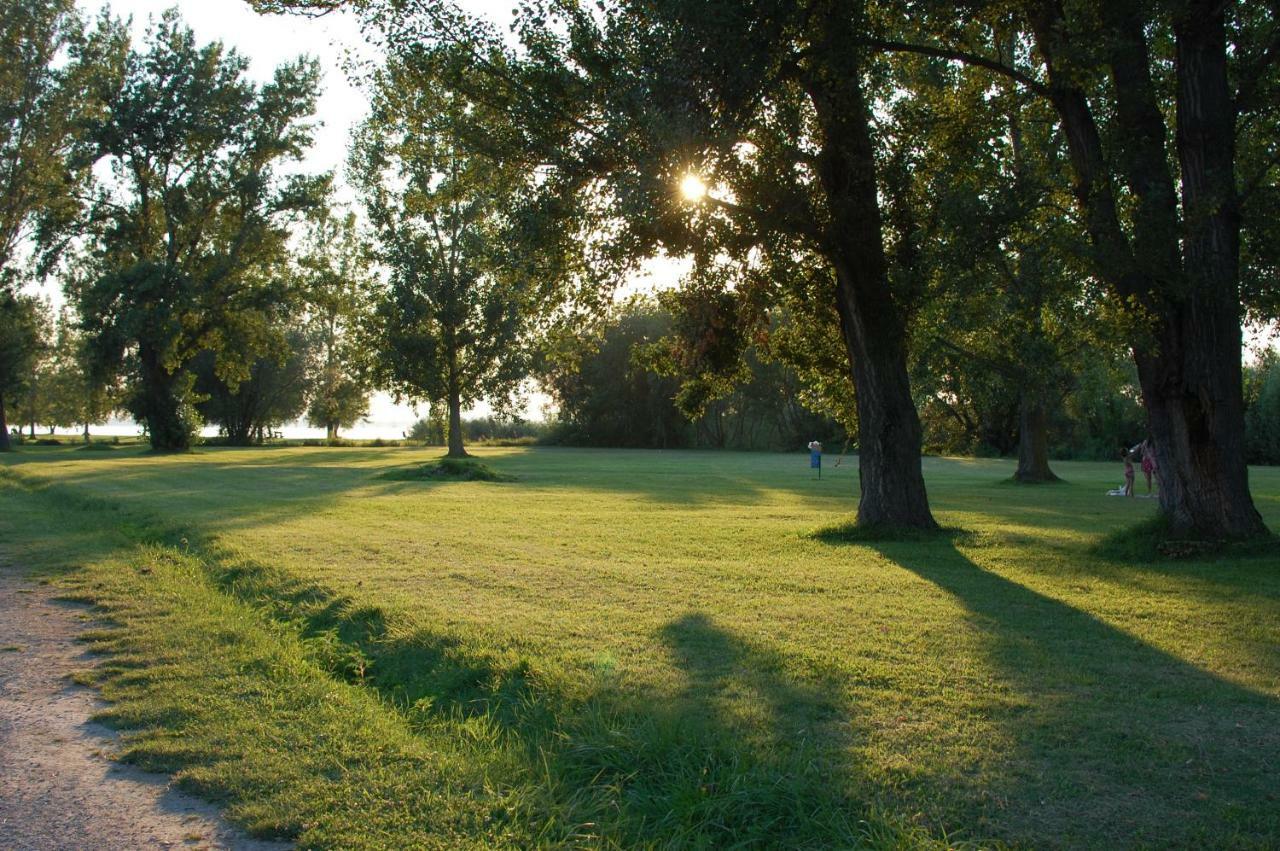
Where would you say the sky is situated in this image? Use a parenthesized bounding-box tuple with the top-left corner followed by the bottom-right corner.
(70, 0, 686, 438)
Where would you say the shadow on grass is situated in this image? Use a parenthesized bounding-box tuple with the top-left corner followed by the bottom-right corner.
(202, 551, 910, 846)
(830, 533, 1280, 846)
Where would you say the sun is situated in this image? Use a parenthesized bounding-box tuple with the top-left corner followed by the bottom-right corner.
(679, 172, 708, 203)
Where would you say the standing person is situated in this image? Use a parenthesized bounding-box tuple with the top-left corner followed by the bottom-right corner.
(1139, 439, 1158, 495)
(1123, 450, 1136, 498)
(808, 440, 823, 479)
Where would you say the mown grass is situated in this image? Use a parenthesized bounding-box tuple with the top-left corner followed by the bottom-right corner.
(1, 445, 1278, 849)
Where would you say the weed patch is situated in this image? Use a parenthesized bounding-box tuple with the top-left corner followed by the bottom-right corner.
(379, 457, 516, 482)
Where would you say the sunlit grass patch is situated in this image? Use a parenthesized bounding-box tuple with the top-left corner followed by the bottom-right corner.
(1, 448, 1277, 848)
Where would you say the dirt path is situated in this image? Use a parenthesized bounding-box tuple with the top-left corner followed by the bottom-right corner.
(0, 567, 290, 851)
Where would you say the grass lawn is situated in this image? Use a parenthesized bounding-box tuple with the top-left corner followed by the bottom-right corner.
(1, 445, 1278, 848)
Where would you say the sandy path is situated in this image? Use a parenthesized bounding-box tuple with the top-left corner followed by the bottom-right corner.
(0, 568, 290, 851)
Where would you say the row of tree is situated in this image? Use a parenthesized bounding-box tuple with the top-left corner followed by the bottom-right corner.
(3, 0, 1278, 542)
(250, 0, 1278, 541)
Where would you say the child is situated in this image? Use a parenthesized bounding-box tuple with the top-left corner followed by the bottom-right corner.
(1123, 450, 1135, 497)
(1140, 439, 1157, 495)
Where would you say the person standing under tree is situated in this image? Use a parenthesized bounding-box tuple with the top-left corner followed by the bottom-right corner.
(1138, 438, 1158, 495)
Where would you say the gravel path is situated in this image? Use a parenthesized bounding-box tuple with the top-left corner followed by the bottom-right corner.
(0, 567, 289, 851)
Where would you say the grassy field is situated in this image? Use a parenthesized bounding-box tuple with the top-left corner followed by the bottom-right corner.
(1, 445, 1278, 849)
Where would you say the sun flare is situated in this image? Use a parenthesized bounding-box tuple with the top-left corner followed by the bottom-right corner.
(679, 172, 708, 202)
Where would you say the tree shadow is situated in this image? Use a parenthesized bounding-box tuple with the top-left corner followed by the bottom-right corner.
(840, 533, 1280, 846)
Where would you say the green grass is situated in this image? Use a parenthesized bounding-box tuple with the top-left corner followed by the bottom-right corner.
(1, 445, 1277, 849)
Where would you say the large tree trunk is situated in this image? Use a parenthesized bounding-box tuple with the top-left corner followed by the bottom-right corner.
(1030, 0, 1266, 539)
(446, 386, 467, 458)
(82, 422, 89, 443)
(0, 392, 10, 451)
(1014, 393, 1058, 483)
(804, 7, 936, 530)
(326, 421, 338, 441)
(138, 343, 192, 452)
(1148, 6, 1264, 538)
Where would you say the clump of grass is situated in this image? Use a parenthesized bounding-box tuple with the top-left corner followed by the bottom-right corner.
(380, 457, 516, 482)
(78, 442, 117, 452)
(809, 521, 968, 545)
(1093, 516, 1279, 562)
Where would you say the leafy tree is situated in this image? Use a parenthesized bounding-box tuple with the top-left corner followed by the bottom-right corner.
(42, 309, 122, 441)
(351, 55, 557, 458)
(192, 326, 312, 444)
(884, 2, 1275, 534)
(0, 293, 47, 448)
(1244, 353, 1280, 466)
(298, 211, 372, 440)
(0, 0, 120, 291)
(320, 0, 942, 527)
(0, 1, 121, 447)
(73, 11, 327, 451)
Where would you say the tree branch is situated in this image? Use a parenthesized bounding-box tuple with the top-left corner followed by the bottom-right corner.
(863, 38, 1051, 99)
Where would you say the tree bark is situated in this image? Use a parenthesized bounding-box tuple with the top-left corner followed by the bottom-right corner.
(82, 421, 89, 443)
(804, 6, 936, 530)
(1014, 393, 1059, 483)
(0, 392, 10, 451)
(446, 386, 467, 458)
(327, 421, 338, 440)
(138, 343, 192, 452)
(1029, 0, 1266, 539)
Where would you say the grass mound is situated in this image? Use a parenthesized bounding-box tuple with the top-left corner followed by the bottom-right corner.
(809, 521, 968, 545)
(1092, 516, 1279, 562)
(78, 442, 117, 452)
(380, 456, 516, 482)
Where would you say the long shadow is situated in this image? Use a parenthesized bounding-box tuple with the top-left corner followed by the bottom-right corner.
(852, 533, 1280, 846)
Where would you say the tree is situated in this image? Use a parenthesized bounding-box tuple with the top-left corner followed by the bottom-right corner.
(351, 55, 556, 458)
(323, 0, 941, 527)
(888, 47, 1097, 482)
(192, 327, 312, 444)
(43, 309, 121, 441)
(0, 0, 119, 292)
(882, 3, 1274, 535)
(298, 211, 372, 440)
(0, 1, 121, 447)
(0, 293, 47, 448)
(74, 11, 327, 451)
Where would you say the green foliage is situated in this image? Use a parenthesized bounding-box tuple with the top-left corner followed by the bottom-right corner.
(351, 53, 560, 457)
(298, 210, 372, 439)
(73, 10, 326, 451)
(546, 299, 845, 451)
(0, 0, 122, 290)
(1245, 354, 1280, 465)
(192, 326, 312, 445)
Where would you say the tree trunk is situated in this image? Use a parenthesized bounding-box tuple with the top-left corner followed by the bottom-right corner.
(1030, 0, 1266, 539)
(804, 10, 936, 530)
(138, 343, 192, 452)
(327, 421, 338, 440)
(1145, 5, 1264, 538)
(446, 387, 467, 458)
(28, 421, 34, 439)
(82, 422, 89, 443)
(1014, 393, 1058, 483)
(0, 392, 10, 451)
